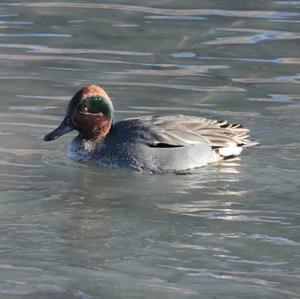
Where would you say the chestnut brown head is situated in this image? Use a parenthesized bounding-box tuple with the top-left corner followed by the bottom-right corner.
(44, 85, 114, 141)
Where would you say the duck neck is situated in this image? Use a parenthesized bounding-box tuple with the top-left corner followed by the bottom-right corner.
(93, 116, 112, 141)
(77, 114, 112, 142)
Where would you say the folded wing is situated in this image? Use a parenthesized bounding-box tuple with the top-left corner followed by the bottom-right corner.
(114, 115, 257, 157)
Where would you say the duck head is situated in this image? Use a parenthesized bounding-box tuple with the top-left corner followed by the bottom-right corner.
(44, 85, 114, 142)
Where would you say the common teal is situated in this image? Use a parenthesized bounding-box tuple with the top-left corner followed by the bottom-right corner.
(44, 85, 257, 174)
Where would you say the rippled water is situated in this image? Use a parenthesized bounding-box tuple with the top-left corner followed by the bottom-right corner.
(0, 1, 299, 298)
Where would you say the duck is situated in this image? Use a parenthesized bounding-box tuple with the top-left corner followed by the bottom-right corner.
(44, 85, 257, 174)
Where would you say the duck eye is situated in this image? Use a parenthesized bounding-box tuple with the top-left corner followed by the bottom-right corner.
(78, 103, 88, 113)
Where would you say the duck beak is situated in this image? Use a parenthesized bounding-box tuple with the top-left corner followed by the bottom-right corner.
(43, 117, 74, 141)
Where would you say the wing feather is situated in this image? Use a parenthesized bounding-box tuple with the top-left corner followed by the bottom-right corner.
(118, 115, 257, 151)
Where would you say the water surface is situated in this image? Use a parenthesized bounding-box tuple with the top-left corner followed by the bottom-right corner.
(0, 1, 299, 298)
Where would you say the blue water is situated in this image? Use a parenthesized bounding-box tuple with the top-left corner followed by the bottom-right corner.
(0, 1, 299, 298)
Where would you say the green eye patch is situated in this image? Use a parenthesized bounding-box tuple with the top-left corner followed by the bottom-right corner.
(80, 96, 113, 120)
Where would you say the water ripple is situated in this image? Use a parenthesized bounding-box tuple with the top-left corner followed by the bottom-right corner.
(0, 43, 153, 56)
(145, 15, 206, 20)
(186, 270, 299, 297)
(232, 75, 300, 84)
(0, 148, 50, 156)
(158, 201, 291, 224)
(105, 82, 245, 92)
(31, 47, 153, 56)
(247, 94, 296, 104)
(0, 33, 71, 38)
(276, 1, 300, 5)
(170, 242, 230, 253)
(0, 73, 245, 92)
(0, 20, 33, 25)
(0, 112, 59, 121)
(0, 280, 65, 296)
(1, 3, 298, 19)
(0, 160, 42, 168)
(0, 13, 18, 17)
(109, 65, 228, 76)
(205, 28, 300, 45)
(0, 122, 54, 128)
(9, 105, 57, 111)
(247, 234, 300, 246)
(16, 95, 69, 101)
(200, 56, 300, 66)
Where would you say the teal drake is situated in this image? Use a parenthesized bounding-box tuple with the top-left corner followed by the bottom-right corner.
(44, 85, 257, 174)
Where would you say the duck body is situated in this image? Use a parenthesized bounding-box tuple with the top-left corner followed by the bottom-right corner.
(44, 85, 257, 174)
(68, 116, 217, 174)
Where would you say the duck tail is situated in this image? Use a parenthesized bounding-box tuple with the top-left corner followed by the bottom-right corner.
(242, 140, 260, 148)
(212, 123, 259, 158)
